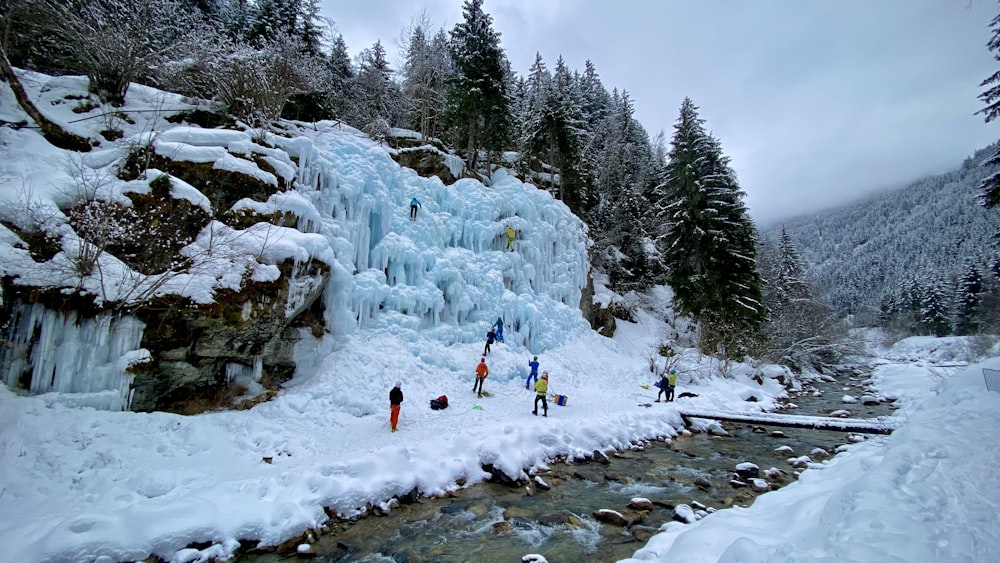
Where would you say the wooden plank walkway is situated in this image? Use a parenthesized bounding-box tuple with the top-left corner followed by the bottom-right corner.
(675, 408, 901, 435)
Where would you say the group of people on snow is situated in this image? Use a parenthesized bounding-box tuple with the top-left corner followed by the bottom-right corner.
(390, 353, 685, 431)
(388, 312, 686, 431)
(389, 342, 560, 430)
(656, 369, 678, 402)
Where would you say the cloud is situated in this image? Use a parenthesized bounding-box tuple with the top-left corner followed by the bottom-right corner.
(322, 0, 999, 226)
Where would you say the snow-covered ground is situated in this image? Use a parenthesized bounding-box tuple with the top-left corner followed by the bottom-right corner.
(623, 338, 1000, 563)
(2, 321, 999, 562)
(1, 71, 999, 563)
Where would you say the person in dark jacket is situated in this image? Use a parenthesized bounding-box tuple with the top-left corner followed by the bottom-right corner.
(493, 317, 504, 342)
(390, 382, 403, 432)
(483, 328, 497, 355)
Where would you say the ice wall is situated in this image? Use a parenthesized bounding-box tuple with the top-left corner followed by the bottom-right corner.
(0, 303, 148, 410)
(0, 119, 591, 407)
(277, 122, 590, 352)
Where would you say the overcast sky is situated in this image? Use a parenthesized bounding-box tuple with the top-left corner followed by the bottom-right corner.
(321, 0, 999, 227)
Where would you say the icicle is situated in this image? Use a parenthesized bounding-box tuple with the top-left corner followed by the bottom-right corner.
(0, 303, 146, 410)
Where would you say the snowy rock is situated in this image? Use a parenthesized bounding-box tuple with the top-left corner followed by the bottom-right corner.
(787, 455, 813, 469)
(770, 430, 787, 437)
(828, 409, 852, 418)
(750, 478, 771, 492)
(735, 462, 760, 479)
(763, 467, 788, 481)
(810, 447, 830, 459)
(860, 394, 880, 405)
(842, 395, 858, 403)
(773, 445, 794, 455)
(628, 498, 654, 511)
(673, 504, 698, 524)
(522, 554, 549, 563)
(533, 476, 551, 491)
(729, 479, 748, 488)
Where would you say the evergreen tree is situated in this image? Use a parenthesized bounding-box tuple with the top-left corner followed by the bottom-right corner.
(606, 182, 653, 292)
(297, 0, 324, 55)
(920, 280, 951, 336)
(583, 89, 661, 291)
(543, 56, 586, 206)
(353, 40, 404, 138)
(777, 226, 810, 302)
(446, 0, 511, 174)
(657, 97, 764, 357)
(954, 263, 984, 335)
(248, 0, 301, 44)
(578, 60, 612, 131)
(325, 34, 356, 120)
(756, 233, 844, 370)
(978, 3, 1000, 261)
(401, 24, 451, 140)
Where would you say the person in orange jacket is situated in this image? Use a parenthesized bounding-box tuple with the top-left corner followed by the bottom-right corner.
(473, 357, 489, 397)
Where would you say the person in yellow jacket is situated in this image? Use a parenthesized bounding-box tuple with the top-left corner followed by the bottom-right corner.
(666, 369, 678, 402)
(505, 224, 516, 251)
(533, 372, 549, 416)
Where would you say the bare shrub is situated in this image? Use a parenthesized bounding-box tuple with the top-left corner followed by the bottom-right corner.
(213, 34, 328, 130)
(28, 0, 198, 106)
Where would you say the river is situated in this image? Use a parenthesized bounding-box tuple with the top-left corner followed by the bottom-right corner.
(246, 365, 895, 562)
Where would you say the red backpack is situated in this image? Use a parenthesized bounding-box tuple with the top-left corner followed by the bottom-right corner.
(430, 395, 449, 410)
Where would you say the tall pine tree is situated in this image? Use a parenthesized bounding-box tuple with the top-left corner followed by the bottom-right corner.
(978, 3, 1000, 278)
(656, 97, 764, 357)
(446, 0, 511, 175)
(954, 263, 983, 335)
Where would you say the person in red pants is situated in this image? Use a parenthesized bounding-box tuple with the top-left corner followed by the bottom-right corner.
(390, 381, 403, 432)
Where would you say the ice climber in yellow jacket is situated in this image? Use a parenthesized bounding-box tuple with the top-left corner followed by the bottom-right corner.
(533, 372, 549, 417)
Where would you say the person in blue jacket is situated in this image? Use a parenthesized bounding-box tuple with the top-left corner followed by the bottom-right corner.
(493, 317, 504, 342)
(409, 197, 421, 220)
(526, 355, 540, 389)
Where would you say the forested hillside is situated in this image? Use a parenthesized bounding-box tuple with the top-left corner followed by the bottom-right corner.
(771, 144, 1000, 329)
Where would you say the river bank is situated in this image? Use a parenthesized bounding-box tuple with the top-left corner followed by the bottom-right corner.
(242, 362, 896, 562)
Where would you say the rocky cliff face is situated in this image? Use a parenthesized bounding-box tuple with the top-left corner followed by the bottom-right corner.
(127, 260, 328, 412)
(0, 112, 331, 414)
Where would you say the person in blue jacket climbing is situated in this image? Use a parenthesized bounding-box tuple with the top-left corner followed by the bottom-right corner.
(526, 355, 540, 389)
(409, 197, 421, 220)
(493, 317, 504, 343)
